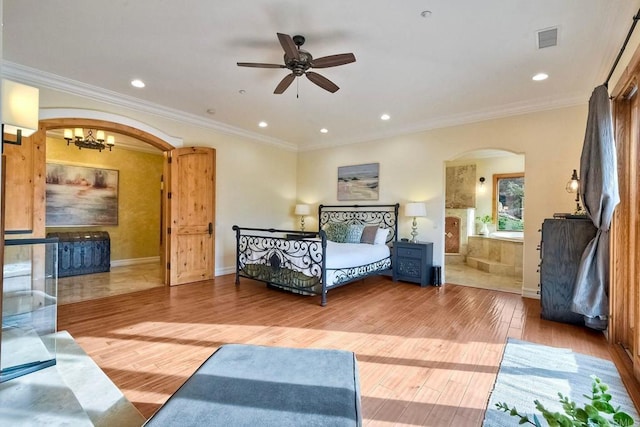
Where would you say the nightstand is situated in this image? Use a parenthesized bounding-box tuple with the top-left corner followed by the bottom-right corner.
(392, 241, 434, 287)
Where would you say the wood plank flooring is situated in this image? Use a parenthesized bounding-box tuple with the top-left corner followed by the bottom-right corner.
(58, 274, 614, 426)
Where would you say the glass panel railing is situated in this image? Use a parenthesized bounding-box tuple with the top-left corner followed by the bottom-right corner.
(1, 238, 58, 382)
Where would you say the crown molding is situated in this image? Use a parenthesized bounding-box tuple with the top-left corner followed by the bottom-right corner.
(300, 95, 588, 152)
(1, 61, 298, 152)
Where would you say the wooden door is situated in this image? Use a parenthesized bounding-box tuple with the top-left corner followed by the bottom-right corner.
(167, 147, 216, 285)
(611, 74, 640, 381)
(444, 216, 460, 253)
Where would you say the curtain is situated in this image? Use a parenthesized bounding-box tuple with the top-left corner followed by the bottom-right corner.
(571, 85, 620, 330)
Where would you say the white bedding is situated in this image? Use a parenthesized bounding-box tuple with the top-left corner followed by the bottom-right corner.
(325, 241, 389, 268)
(241, 237, 391, 289)
(325, 241, 390, 288)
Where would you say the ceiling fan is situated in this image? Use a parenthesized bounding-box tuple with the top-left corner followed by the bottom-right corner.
(237, 33, 356, 94)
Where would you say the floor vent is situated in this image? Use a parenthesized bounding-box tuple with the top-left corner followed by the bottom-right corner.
(537, 27, 558, 49)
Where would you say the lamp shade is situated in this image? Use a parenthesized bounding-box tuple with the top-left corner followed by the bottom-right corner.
(405, 202, 427, 217)
(1, 79, 39, 137)
(294, 204, 311, 216)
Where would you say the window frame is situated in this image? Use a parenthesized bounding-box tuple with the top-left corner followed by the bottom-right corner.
(492, 172, 525, 231)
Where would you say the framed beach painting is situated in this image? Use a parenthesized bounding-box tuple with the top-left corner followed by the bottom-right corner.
(45, 163, 119, 226)
(337, 163, 379, 201)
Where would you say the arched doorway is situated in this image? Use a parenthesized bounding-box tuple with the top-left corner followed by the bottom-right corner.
(4, 114, 175, 301)
(4, 110, 216, 301)
(443, 149, 525, 294)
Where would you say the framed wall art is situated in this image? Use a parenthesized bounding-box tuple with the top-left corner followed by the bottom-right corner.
(45, 162, 119, 226)
(337, 163, 379, 201)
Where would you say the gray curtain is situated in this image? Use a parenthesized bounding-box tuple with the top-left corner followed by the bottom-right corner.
(571, 85, 620, 330)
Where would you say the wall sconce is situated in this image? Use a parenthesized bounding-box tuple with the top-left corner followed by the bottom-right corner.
(479, 176, 486, 193)
(565, 169, 584, 214)
(404, 202, 427, 243)
(1, 79, 40, 146)
(294, 204, 311, 231)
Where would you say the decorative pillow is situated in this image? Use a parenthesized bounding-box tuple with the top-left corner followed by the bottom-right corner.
(374, 228, 390, 245)
(323, 222, 350, 243)
(360, 225, 379, 244)
(344, 224, 365, 244)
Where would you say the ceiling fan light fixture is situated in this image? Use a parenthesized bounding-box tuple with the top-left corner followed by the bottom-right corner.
(237, 33, 356, 95)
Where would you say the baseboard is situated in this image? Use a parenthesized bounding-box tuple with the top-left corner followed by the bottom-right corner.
(215, 266, 236, 276)
(111, 259, 234, 277)
(111, 256, 160, 267)
(522, 288, 540, 299)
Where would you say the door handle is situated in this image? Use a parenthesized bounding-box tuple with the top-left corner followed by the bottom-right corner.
(208, 222, 213, 235)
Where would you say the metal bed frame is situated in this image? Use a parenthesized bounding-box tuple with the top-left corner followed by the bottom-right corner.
(233, 203, 399, 306)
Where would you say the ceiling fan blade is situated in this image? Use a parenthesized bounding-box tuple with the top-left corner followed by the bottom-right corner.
(305, 71, 339, 93)
(277, 33, 300, 61)
(237, 62, 285, 68)
(311, 53, 356, 68)
(274, 73, 296, 94)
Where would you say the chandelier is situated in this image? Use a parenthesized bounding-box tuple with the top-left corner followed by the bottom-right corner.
(64, 128, 115, 152)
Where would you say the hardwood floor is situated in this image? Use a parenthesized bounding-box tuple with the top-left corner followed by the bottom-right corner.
(58, 274, 613, 426)
(58, 262, 164, 305)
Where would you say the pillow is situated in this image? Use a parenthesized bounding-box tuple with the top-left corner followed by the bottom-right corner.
(374, 228, 390, 245)
(323, 222, 350, 243)
(344, 224, 365, 244)
(360, 225, 379, 244)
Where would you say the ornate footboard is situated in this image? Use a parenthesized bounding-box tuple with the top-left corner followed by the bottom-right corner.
(232, 227, 331, 304)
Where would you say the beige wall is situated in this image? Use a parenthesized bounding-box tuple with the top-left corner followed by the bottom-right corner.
(297, 105, 588, 297)
(45, 136, 163, 261)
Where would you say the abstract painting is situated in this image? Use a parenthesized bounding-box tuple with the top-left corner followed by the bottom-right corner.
(337, 163, 379, 201)
(45, 163, 119, 226)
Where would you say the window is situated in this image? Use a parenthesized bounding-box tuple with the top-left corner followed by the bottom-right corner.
(493, 173, 524, 231)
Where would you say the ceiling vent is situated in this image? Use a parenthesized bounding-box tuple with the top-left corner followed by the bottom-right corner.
(537, 27, 558, 49)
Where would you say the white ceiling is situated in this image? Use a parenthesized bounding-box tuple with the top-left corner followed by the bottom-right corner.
(3, 1, 639, 151)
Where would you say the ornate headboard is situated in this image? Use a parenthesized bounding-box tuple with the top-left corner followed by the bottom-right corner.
(318, 204, 399, 244)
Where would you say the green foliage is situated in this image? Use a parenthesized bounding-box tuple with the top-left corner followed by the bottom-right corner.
(498, 214, 524, 231)
(477, 214, 493, 224)
(495, 376, 634, 427)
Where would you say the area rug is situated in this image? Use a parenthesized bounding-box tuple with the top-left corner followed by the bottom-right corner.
(144, 344, 361, 427)
(483, 338, 639, 426)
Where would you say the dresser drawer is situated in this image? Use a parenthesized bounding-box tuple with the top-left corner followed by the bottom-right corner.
(396, 246, 423, 259)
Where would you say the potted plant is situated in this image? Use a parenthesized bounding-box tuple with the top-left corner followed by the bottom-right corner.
(496, 375, 635, 426)
(477, 215, 492, 235)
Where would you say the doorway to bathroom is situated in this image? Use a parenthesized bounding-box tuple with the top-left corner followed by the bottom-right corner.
(444, 149, 525, 293)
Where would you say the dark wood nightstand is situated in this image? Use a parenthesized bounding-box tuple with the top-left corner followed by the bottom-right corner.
(392, 241, 434, 287)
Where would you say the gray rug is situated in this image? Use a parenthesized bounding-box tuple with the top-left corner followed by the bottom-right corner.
(145, 344, 361, 427)
(483, 338, 638, 426)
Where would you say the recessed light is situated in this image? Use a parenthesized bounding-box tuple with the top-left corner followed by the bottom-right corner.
(420, 10, 432, 18)
(239, 89, 246, 94)
(380, 114, 391, 121)
(532, 73, 548, 81)
(130, 79, 145, 88)
(258, 121, 268, 128)
(320, 128, 328, 134)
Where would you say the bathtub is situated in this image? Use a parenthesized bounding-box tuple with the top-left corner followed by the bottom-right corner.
(489, 231, 523, 242)
(467, 234, 523, 277)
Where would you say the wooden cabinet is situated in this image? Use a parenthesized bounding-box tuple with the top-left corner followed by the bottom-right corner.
(392, 241, 433, 287)
(539, 218, 597, 324)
